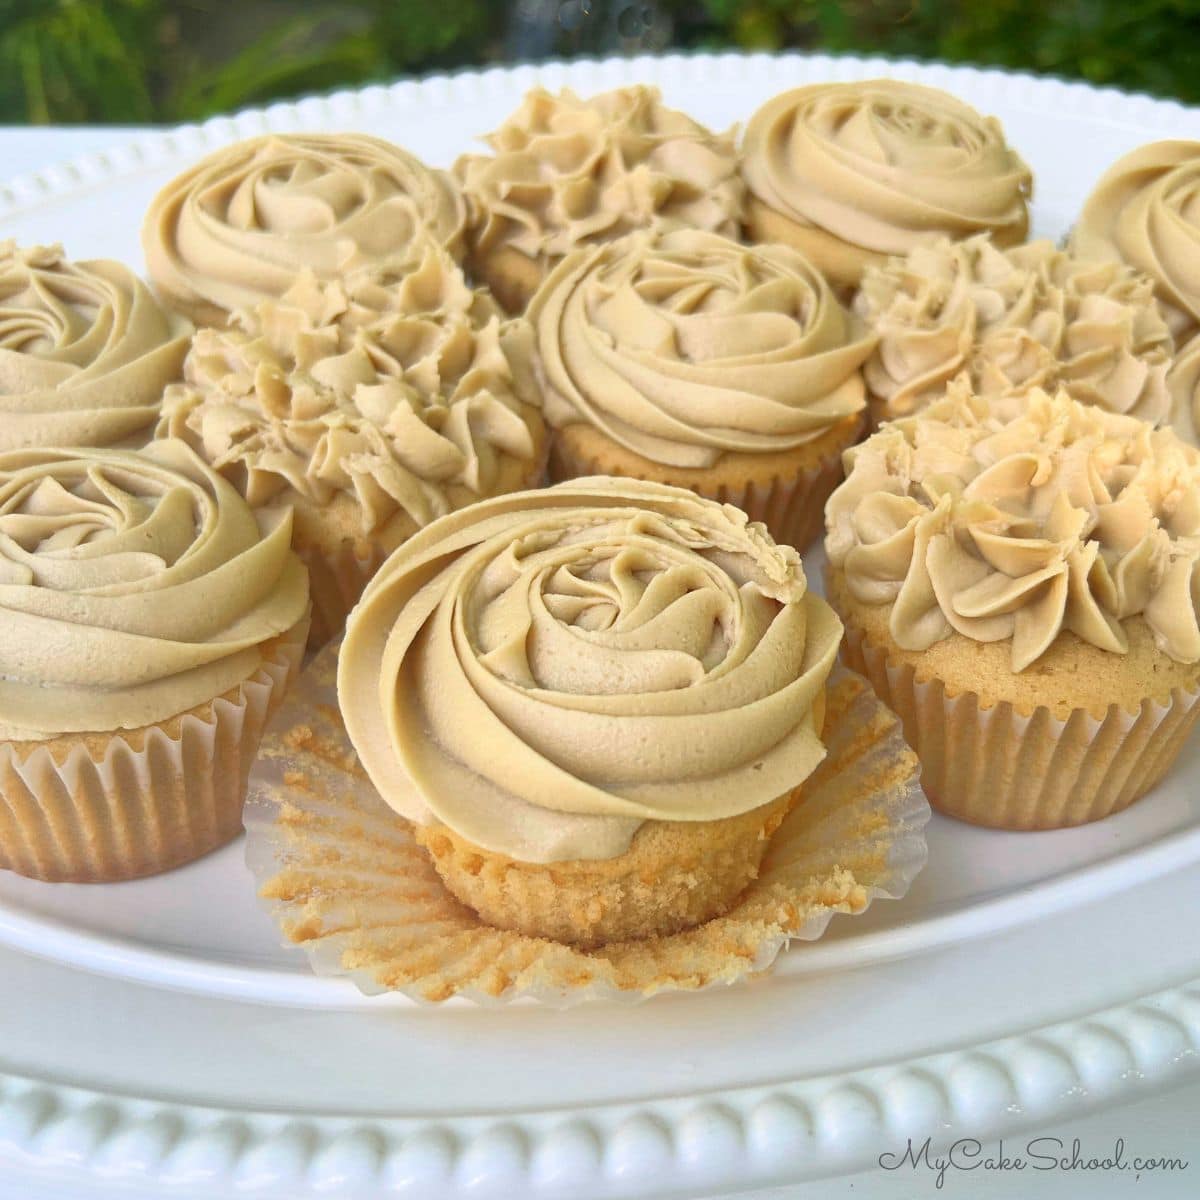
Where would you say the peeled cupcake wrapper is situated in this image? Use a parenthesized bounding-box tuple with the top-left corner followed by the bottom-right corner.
(841, 621, 1200, 829)
(0, 616, 309, 883)
(243, 643, 930, 1007)
(548, 431, 853, 555)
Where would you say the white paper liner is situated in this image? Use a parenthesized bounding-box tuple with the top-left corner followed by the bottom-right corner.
(0, 616, 308, 882)
(843, 621, 1200, 829)
(243, 643, 930, 1007)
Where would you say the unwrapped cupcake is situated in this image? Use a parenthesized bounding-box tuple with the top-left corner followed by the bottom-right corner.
(338, 477, 842, 948)
(855, 235, 1172, 426)
(142, 132, 466, 327)
(742, 80, 1032, 291)
(0, 242, 190, 450)
(158, 245, 546, 645)
(454, 85, 744, 313)
(1071, 140, 1200, 442)
(531, 227, 876, 551)
(0, 439, 310, 882)
(825, 381, 1200, 829)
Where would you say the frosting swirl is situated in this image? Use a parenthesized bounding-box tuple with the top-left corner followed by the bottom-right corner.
(0, 242, 191, 450)
(1071, 140, 1200, 341)
(339, 478, 841, 862)
(531, 228, 874, 468)
(454, 86, 744, 263)
(157, 247, 542, 535)
(856, 235, 1173, 423)
(0, 439, 309, 740)
(742, 80, 1031, 261)
(142, 133, 466, 325)
(826, 384, 1200, 671)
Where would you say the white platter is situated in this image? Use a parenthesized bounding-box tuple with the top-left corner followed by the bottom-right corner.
(1, 51, 1200, 1199)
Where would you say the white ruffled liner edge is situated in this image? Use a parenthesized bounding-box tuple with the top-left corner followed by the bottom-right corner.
(0, 615, 308, 882)
(843, 621, 1200, 829)
(243, 643, 930, 1008)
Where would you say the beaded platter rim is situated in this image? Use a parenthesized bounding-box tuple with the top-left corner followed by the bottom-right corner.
(0, 50, 1199, 1198)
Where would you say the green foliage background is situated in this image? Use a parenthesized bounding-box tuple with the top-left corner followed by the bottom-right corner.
(3, 0, 1199, 124)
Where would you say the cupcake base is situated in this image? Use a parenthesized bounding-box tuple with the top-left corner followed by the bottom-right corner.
(743, 196, 884, 294)
(829, 569, 1200, 829)
(243, 643, 929, 1005)
(0, 615, 309, 883)
(549, 414, 863, 553)
(416, 790, 798, 949)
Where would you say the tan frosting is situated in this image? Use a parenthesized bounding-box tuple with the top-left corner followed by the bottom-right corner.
(0, 242, 191, 450)
(856, 235, 1173, 423)
(142, 133, 466, 324)
(826, 383, 1200, 671)
(339, 478, 841, 863)
(531, 228, 874, 468)
(157, 247, 542, 535)
(743, 81, 1031, 257)
(454, 86, 744, 263)
(1072, 140, 1200, 342)
(1168, 331, 1200, 446)
(0, 438, 309, 740)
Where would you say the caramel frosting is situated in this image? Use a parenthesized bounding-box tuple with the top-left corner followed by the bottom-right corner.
(826, 384, 1200, 671)
(0, 439, 309, 740)
(157, 247, 542, 535)
(454, 86, 744, 263)
(856, 235, 1173, 423)
(1168, 332, 1200, 446)
(531, 228, 874, 468)
(339, 478, 841, 863)
(0, 243, 190, 450)
(1072, 140, 1200, 341)
(742, 81, 1031, 258)
(142, 133, 466, 324)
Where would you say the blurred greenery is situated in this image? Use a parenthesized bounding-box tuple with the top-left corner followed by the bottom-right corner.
(2, 0, 1199, 124)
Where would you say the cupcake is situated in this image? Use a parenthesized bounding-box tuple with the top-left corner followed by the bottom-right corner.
(530, 226, 875, 551)
(1070, 140, 1200, 442)
(855, 234, 1173, 427)
(454, 85, 744, 313)
(0, 242, 191, 450)
(338, 477, 842, 948)
(158, 245, 546, 646)
(741, 81, 1032, 292)
(142, 133, 466, 327)
(0, 439, 310, 882)
(825, 382, 1200, 830)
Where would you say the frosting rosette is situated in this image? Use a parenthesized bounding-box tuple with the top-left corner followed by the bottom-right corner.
(1072, 140, 1200, 340)
(339, 478, 842, 863)
(826, 383, 1200, 671)
(856, 235, 1173, 423)
(142, 133, 466, 326)
(531, 228, 875, 468)
(454, 85, 744, 263)
(0, 242, 191, 450)
(742, 80, 1031, 264)
(0, 438, 309, 740)
(157, 247, 542, 536)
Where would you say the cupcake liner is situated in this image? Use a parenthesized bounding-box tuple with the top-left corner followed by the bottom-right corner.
(842, 620, 1200, 829)
(297, 538, 388, 650)
(0, 616, 309, 883)
(243, 643, 930, 1007)
(549, 429, 854, 553)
